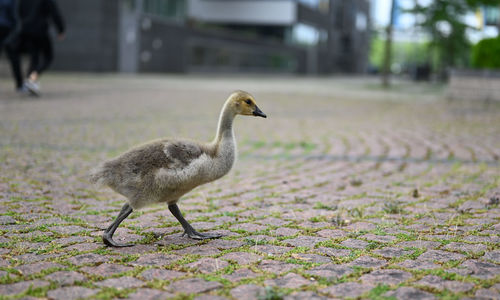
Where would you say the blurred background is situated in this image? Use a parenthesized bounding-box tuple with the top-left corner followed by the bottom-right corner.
(1, 0, 500, 98)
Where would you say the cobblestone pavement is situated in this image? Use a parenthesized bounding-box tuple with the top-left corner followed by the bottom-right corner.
(0, 75, 499, 300)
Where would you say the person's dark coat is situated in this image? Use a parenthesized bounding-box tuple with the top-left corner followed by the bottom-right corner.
(0, 0, 15, 29)
(17, 0, 65, 37)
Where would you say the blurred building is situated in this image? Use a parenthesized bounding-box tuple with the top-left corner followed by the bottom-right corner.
(53, 0, 371, 74)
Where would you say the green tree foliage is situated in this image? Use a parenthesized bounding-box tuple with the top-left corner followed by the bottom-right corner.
(370, 36, 428, 70)
(466, 0, 500, 7)
(408, 0, 500, 75)
(472, 37, 500, 68)
(409, 1, 471, 74)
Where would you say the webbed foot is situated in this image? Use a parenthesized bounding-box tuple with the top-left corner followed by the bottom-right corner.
(103, 234, 135, 247)
(182, 230, 223, 240)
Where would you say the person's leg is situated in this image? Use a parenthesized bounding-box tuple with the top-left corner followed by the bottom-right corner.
(5, 39, 24, 90)
(27, 38, 40, 81)
(22, 37, 43, 96)
(0, 26, 10, 57)
(37, 35, 53, 75)
(28, 35, 53, 82)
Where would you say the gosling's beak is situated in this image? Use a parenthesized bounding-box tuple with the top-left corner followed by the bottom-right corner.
(253, 106, 267, 118)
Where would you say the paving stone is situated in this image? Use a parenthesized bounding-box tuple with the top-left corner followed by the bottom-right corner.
(206, 239, 245, 250)
(16, 262, 64, 276)
(306, 264, 353, 279)
(194, 295, 230, 300)
(231, 223, 267, 232)
(259, 260, 298, 274)
(458, 200, 484, 212)
(14, 253, 63, 263)
(47, 286, 97, 300)
(340, 239, 369, 249)
(126, 288, 175, 300)
(373, 247, 413, 258)
(316, 229, 346, 238)
(80, 263, 133, 277)
(475, 288, 500, 299)
(169, 278, 222, 294)
(66, 253, 108, 265)
(396, 240, 441, 249)
(245, 234, 275, 243)
(322, 282, 374, 298)
(157, 234, 198, 246)
(45, 271, 87, 286)
(316, 247, 351, 257)
(483, 250, 500, 263)
(384, 287, 436, 300)
(174, 244, 221, 256)
(7, 230, 53, 239)
(444, 242, 487, 254)
(272, 227, 300, 236)
(463, 235, 496, 243)
(139, 268, 185, 281)
(131, 253, 180, 266)
(349, 256, 387, 268)
(417, 250, 466, 262)
(415, 275, 474, 292)
(222, 268, 258, 282)
(346, 221, 376, 231)
(187, 257, 229, 273)
(65, 242, 101, 252)
(291, 253, 331, 264)
(230, 284, 265, 300)
(53, 236, 91, 246)
(397, 259, 440, 270)
(283, 235, 327, 247)
(264, 273, 312, 288)
(0, 215, 17, 225)
(360, 233, 396, 243)
(299, 221, 331, 229)
(254, 245, 292, 256)
(460, 259, 500, 279)
(221, 252, 261, 265)
(109, 244, 158, 255)
(49, 225, 88, 234)
(0, 280, 50, 296)
(284, 291, 328, 300)
(95, 276, 144, 289)
(257, 217, 288, 226)
(360, 269, 412, 285)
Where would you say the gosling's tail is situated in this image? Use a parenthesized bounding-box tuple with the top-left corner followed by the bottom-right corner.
(88, 164, 109, 186)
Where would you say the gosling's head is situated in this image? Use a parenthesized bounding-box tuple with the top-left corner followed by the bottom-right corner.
(227, 90, 267, 118)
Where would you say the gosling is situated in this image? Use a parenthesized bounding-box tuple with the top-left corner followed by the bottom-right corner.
(89, 91, 267, 247)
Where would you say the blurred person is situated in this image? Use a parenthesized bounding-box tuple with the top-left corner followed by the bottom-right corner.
(6, 0, 65, 96)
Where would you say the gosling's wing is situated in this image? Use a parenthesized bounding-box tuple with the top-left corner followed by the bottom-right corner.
(162, 140, 206, 170)
(95, 139, 208, 191)
(118, 139, 206, 174)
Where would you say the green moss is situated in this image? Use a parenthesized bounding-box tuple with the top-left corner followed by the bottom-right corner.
(364, 284, 394, 300)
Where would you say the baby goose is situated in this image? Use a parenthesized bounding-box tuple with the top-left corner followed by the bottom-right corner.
(90, 91, 267, 247)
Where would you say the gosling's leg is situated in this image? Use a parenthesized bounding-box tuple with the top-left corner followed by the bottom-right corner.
(168, 204, 222, 240)
(103, 203, 134, 247)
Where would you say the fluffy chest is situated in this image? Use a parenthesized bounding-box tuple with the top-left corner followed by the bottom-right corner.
(201, 137, 236, 183)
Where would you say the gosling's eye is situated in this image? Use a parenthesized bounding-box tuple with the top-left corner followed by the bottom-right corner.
(245, 99, 252, 105)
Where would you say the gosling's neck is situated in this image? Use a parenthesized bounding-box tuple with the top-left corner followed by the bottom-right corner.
(213, 100, 236, 145)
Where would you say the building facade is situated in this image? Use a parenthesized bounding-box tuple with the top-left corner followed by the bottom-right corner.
(52, 0, 371, 74)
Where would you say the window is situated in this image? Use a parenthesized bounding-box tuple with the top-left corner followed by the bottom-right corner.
(142, 0, 185, 21)
(298, 0, 329, 13)
(189, 45, 297, 72)
(290, 23, 320, 46)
